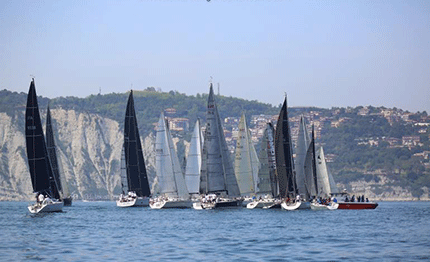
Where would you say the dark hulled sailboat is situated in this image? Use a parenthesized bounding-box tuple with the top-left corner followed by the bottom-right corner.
(193, 84, 241, 209)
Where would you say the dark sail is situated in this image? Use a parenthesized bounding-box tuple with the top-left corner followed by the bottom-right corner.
(45, 106, 63, 198)
(124, 91, 151, 197)
(274, 97, 296, 198)
(25, 79, 58, 198)
(310, 125, 318, 196)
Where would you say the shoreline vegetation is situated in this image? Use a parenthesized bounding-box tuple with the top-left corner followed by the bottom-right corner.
(0, 88, 429, 201)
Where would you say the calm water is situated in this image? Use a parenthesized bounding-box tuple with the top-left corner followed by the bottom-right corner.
(0, 201, 429, 261)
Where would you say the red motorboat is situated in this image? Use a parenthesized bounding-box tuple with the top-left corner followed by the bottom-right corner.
(337, 202, 378, 209)
(331, 192, 378, 210)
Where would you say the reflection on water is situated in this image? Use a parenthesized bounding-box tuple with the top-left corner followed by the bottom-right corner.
(0, 201, 429, 261)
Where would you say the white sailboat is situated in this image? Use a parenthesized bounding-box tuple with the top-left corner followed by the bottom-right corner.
(234, 113, 260, 205)
(246, 122, 280, 209)
(193, 83, 242, 209)
(117, 91, 151, 207)
(304, 125, 338, 210)
(275, 97, 309, 210)
(184, 119, 204, 197)
(26, 79, 63, 213)
(150, 112, 192, 209)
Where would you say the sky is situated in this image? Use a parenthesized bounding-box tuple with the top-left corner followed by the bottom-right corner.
(1, 0, 429, 112)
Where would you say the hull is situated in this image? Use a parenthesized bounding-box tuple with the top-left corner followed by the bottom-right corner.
(150, 199, 192, 209)
(63, 197, 73, 206)
(247, 199, 280, 209)
(193, 198, 242, 210)
(28, 199, 63, 214)
(337, 202, 378, 210)
(281, 201, 310, 210)
(117, 197, 149, 207)
(311, 202, 339, 210)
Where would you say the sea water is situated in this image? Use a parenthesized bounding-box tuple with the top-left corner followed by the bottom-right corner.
(0, 201, 429, 261)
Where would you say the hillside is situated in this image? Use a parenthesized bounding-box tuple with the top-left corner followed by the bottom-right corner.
(0, 88, 429, 200)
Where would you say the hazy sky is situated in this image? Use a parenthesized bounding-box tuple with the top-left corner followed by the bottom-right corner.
(1, 0, 429, 112)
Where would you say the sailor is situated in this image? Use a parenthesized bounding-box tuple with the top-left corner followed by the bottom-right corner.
(36, 193, 41, 204)
(38, 193, 45, 204)
(362, 195, 365, 202)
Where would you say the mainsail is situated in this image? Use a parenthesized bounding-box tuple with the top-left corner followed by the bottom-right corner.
(295, 115, 311, 200)
(257, 122, 278, 197)
(155, 112, 190, 199)
(25, 79, 59, 199)
(304, 125, 318, 197)
(124, 91, 151, 197)
(316, 146, 338, 196)
(234, 113, 260, 196)
(274, 97, 296, 198)
(45, 106, 64, 200)
(185, 119, 204, 194)
(199, 84, 240, 197)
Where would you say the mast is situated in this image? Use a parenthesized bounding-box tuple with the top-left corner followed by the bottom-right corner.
(124, 90, 151, 197)
(274, 96, 296, 198)
(25, 79, 57, 198)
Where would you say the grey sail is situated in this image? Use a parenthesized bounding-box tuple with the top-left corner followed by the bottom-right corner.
(234, 113, 260, 196)
(274, 97, 296, 198)
(257, 122, 278, 197)
(200, 84, 240, 197)
(185, 119, 203, 194)
(155, 112, 190, 199)
(304, 125, 318, 197)
(25, 79, 59, 199)
(295, 115, 310, 200)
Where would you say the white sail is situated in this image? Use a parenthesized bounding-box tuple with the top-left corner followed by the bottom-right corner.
(316, 146, 336, 196)
(200, 84, 240, 197)
(155, 112, 190, 199)
(185, 119, 203, 194)
(295, 115, 310, 199)
(234, 114, 260, 196)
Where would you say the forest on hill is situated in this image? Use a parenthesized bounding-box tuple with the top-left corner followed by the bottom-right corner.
(1, 88, 429, 198)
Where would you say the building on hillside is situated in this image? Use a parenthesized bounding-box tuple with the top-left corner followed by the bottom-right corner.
(168, 117, 189, 132)
(402, 136, 420, 147)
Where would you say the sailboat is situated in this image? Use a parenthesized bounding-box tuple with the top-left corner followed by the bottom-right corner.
(234, 113, 260, 202)
(117, 90, 151, 207)
(276, 97, 308, 210)
(150, 112, 192, 209)
(193, 83, 242, 209)
(184, 119, 204, 198)
(247, 122, 281, 209)
(26, 79, 63, 213)
(45, 106, 72, 206)
(302, 125, 338, 210)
